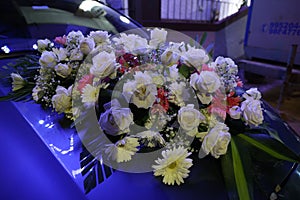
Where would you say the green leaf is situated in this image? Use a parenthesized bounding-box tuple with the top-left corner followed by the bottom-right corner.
(178, 64, 194, 78)
(231, 137, 251, 200)
(238, 134, 300, 163)
(200, 32, 207, 46)
(221, 146, 239, 200)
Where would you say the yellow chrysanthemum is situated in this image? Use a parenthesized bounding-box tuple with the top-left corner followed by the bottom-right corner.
(152, 146, 193, 185)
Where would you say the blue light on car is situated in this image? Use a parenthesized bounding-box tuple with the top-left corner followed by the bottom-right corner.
(32, 6, 49, 10)
(120, 16, 130, 24)
(1, 45, 11, 54)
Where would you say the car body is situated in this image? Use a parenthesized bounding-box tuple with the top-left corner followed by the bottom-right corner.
(0, 0, 146, 58)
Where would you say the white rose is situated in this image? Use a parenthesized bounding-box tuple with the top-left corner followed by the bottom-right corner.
(37, 39, 51, 53)
(131, 83, 157, 108)
(89, 31, 110, 45)
(70, 48, 84, 61)
(51, 85, 72, 113)
(182, 45, 209, 68)
(90, 51, 116, 78)
(229, 106, 241, 119)
(54, 63, 72, 78)
(241, 99, 263, 127)
(99, 99, 133, 136)
(80, 38, 95, 55)
(113, 33, 148, 53)
(161, 50, 180, 66)
(167, 65, 180, 81)
(11, 73, 25, 91)
(122, 72, 157, 109)
(149, 28, 167, 48)
(168, 81, 190, 107)
(243, 88, 262, 100)
(178, 104, 205, 136)
(199, 122, 231, 158)
(52, 48, 68, 62)
(39, 51, 57, 68)
(190, 71, 221, 93)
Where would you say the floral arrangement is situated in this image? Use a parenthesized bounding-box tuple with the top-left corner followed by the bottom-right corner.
(2, 28, 300, 199)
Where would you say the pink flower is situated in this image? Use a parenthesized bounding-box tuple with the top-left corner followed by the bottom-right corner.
(77, 74, 94, 93)
(54, 36, 67, 45)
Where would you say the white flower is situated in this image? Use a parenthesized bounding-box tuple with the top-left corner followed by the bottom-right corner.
(51, 85, 72, 113)
(89, 30, 110, 45)
(80, 38, 95, 55)
(105, 137, 139, 163)
(66, 30, 84, 45)
(39, 51, 57, 68)
(122, 72, 157, 109)
(243, 88, 262, 100)
(168, 81, 189, 107)
(113, 33, 148, 53)
(90, 51, 116, 78)
(229, 106, 242, 119)
(241, 99, 263, 127)
(178, 104, 205, 136)
(11, 73, 25, 91)
(81, 84, 99, 107)
(135, 130, 165, 148)
(54, 63, 72, 78)
(190, 71, 221, 93)
(32, 85, 42, 102)
(152, 146, 193, 185)
(198, 93, 213, 105)
(37, 39, 51, 53)
(52, 48, 68, 62)
(182, 45, 209, 69)
(199, 122, 231, 158)
(99, 99, 133, 136)
(149, 28, 167, 48)
(69, 48, 84, 61)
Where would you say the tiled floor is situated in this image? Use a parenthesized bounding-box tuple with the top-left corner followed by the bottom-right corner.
(243, 76, 300, 136)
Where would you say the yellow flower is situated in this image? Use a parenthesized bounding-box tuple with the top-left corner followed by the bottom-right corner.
(81, 84, 99, 106)
(152, 146, 193, 185)
(105, 137, 139, 163)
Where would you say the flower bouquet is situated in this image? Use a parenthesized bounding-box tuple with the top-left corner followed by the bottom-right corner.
(1, 27, 300, 199)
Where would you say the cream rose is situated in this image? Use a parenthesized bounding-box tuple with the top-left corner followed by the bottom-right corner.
(89, 30, 110, 45)
(241, 99, 263, 127)
(149, 28, 167, 48)
(51, 85, 72, 113)
(243, 88, 262, 100)
(178, 104, 205, 136)
(99, 99, 133, 136)
(90, 51, 116, 78)
(182, 45, 209, 68)
(199, 122, 231, 158)
(39, 51, 57, 68)
(80, 38, 95, 55)
(54, 63, 72, 78)
(37, 39, 51, 53)
(113, 33, 148, 53)
(52, 48, 68, 62)
(229, 105, 242, 119)
(190, 71, 221, 93)
(122, 72, 157, 109)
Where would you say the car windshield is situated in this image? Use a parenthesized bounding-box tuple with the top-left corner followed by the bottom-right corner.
(0, 0, 146, 54)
